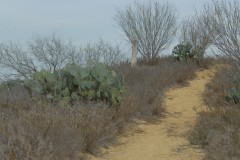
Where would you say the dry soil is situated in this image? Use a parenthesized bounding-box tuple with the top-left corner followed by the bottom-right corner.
(89, 67, 216, 160)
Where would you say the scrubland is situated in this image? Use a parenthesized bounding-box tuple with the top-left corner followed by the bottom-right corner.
(0, 58, 206, 159)
(189, 61, 240, 160)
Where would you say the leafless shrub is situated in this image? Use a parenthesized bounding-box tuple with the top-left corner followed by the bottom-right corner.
(0, 35, 125, 79)
(201, 0, 240, 67)
(0, 43, 37, 79)
(180, 15, 212, 58)
(29, 34, 82, 72)
(0, 101, 117, 159)
(0, 35, 126, 80)
(83, 39, 124, 66)
(0, 34, 82, 79)
(115, 1, 177, 61)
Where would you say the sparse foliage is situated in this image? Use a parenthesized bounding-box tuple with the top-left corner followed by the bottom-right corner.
(115, 1, 177, 61)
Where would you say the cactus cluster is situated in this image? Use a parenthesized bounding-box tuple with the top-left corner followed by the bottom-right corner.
(172, 43, 204, 62)
(172, 43, 192, 61)
(24, 63, 125, 106)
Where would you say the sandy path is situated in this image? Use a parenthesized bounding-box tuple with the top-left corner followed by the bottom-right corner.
(90, 67, 216, 160)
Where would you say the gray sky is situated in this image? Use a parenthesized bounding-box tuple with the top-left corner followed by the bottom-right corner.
(0, 0, 210, 48)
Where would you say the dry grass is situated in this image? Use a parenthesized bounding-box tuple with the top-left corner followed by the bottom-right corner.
(0, 94, 117, 159)
(0, 57, 208, 159)
(189, 63, 240, 160)
(113, 57, 201, 119)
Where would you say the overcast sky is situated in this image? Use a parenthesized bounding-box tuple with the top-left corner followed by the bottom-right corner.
(0, 0, 210, 48)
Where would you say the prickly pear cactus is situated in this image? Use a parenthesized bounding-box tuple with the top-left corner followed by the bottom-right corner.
(24, 63, 125, 106)
(172, 43, 192, 61)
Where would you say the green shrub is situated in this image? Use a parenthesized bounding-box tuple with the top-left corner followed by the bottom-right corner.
(24, 63, 125, 106)
(172, 43, 204, 62)
(172, 42, 192, 61)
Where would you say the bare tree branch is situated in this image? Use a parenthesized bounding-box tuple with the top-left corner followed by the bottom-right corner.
(29, 34, 81, 72)
(83, 39, 124, 66)
(66, 42, 83, 65)
(201, 0, 240, 66)
(0, 34, 83, 79)
(0, 43, 37, 79)
(29, 34, 79, 72)
(180, 15, 213, 57)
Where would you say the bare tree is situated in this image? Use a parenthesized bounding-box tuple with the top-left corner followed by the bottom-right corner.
(115, 1, 177, 61)
(0, 35, 122, 79)
(29, 34, 81, 72)
(0, 34, 82, 79)
(66, 42, 83, 65)
(0, 43, 37, 79)
(180, 15, 212, 58)
(201, 0, 240, 66)
(83, 39, 124, 66)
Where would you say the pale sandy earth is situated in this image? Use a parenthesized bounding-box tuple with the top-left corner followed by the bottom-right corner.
(89, 67, 217, 160)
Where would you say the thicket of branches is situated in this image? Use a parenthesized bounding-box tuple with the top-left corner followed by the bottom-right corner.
(0, 35, 124, 79)
(83, 39, 124, 66)
(200, 0, 240, 66)
(180, 15, 212, 58)
(175, 0, 240, 63)
(115, 1, 177, 61)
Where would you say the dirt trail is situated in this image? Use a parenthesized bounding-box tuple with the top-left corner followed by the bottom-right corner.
(90, 67, 216, 160)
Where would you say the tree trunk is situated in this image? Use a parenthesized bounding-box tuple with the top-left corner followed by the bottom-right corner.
(131, 40, 138, 67)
